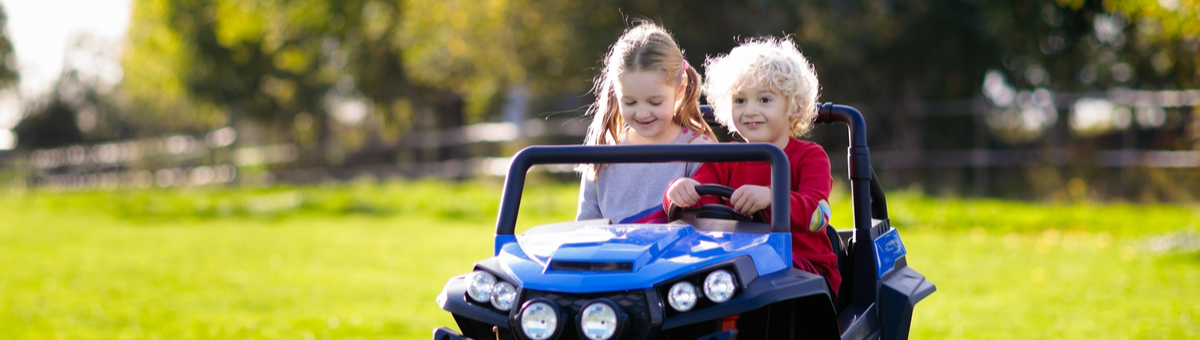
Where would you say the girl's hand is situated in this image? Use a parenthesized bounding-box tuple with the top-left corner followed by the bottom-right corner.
(667, 178, 701, 207)
(731, 185, 771, 215)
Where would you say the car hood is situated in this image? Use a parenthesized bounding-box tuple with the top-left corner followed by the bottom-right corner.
(495, 222, 790, 293)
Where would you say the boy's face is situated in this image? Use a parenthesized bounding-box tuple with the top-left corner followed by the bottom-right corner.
(616, 71, 685, 144)
(730, 84, 797, 148)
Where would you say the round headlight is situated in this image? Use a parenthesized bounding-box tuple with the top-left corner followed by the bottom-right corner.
(579, 301, 619, 339)
(667, 281, 697, 312)
(703, 270, 736, 303)
(490, 281, 516, 311)
(520, 300, 559, 340)
(467, 270, 496, 303)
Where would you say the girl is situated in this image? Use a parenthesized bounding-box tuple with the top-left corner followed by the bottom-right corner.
(575, 21, 716, 224)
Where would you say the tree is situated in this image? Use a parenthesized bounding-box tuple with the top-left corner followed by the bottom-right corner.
(122, 0, 590, 163)
(0, 3, 16, 89)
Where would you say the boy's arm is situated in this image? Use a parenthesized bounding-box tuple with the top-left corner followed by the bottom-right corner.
(576, 176, 603, 221)
(789, 145, 834, 233)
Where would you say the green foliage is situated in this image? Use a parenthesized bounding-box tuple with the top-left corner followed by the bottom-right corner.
(113, 1, 1200, 202)
(1105, 0, 1200, 39)
(121, 0, 213, 130)
(120, 0, 592, 134)
(0, 3, 18, 89)
(2, 181, 1198, 338)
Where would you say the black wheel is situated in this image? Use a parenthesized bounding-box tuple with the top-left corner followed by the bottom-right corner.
(666, 184, 769, 223)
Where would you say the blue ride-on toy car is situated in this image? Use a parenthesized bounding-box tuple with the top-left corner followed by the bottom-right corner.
(432, 104, 935, 340)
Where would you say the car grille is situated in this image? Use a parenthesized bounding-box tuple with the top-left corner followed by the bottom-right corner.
(519, 289, 653, 339)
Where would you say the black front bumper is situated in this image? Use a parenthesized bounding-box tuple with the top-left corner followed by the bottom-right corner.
(435, 267, 836, 340)
(433, 326, 738, 340)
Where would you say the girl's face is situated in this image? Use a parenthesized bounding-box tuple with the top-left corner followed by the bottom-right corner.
(730, 84, 797, 148)
(615, 71, 685, 144)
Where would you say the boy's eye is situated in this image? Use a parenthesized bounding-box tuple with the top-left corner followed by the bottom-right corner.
(733, 98, 746, 104)
(760, 97, 772, 103)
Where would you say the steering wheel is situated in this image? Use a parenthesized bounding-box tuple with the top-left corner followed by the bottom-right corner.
(667, 184, 769, 224)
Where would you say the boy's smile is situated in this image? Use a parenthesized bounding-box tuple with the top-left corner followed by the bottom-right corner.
(731, 84, 797, 148)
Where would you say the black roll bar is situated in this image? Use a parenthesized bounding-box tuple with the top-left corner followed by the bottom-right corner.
(814, 103, 889, 226)
(495, 143, 792, 234)
(814, 102, 888, 306)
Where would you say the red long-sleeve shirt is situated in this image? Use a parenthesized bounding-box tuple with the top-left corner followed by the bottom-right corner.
(664, 138, 839, 293)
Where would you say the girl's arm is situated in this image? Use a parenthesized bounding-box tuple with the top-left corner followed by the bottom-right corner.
(576, 176, 604, 221)
(662, 162, 724, 211)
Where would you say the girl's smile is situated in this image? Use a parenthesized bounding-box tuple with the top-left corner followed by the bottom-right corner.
(615, 71, 686, 144)
(631, 116, 658, 125)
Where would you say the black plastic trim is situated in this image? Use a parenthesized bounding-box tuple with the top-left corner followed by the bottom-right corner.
(691, 329, 738, 340)
(880, 267, 936, 340)
(432, 326, 473, 340)
(661, 268, 832, 330)
(837, 302, 880, 340)
(668, 217, 772, 234)
(667, 184, 768, 223)
(549, 261, 633, 272)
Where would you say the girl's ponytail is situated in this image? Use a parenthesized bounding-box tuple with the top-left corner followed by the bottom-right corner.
(577, 21, 714, 180)
(674, 61, 717, 142)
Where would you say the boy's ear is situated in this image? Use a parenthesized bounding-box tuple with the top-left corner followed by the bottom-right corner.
(788, 99, 803, 119)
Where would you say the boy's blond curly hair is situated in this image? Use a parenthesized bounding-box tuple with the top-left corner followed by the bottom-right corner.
(702, 36, 820, 137)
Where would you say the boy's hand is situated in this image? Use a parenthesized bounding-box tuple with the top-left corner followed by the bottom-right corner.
(667, 178, 701, 207)
(731, 185, 771, 216)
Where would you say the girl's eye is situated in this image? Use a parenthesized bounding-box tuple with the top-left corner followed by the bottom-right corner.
(760, 97, 772, 103)
(623, 101, 636, 105)
(649, 101, 663, 106)
(734, 98, 746, 104)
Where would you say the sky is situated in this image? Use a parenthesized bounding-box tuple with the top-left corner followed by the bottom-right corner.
(0, 0, 132, 149)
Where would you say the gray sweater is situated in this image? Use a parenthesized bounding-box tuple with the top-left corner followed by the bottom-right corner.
(576, 129, 714, 223)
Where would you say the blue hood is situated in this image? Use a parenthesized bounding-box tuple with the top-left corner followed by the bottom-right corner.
(493, 222, 791, 293)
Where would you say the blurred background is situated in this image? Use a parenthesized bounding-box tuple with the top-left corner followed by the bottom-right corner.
(0, 0, 1196, 201)
(0, 0, 1197, 339)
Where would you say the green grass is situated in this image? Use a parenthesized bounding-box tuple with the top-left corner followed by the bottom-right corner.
(1, 180, 1198, 339)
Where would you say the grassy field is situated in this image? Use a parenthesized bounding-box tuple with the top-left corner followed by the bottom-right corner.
(1, 179, 1197, 339)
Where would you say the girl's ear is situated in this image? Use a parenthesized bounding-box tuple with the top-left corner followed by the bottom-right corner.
(676, 72, 689, 98)
(673, 73, 689, 108)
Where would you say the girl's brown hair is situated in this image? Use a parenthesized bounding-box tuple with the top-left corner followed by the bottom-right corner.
(577, 21, 716, 180)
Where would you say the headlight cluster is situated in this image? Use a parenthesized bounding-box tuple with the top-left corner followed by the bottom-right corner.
(516, 298, 624, 340)
(666, 269, 738, 312)
(466, 270, 518, 311)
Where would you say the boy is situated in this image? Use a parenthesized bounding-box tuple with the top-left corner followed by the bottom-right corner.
(664, 37, 839, 293)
